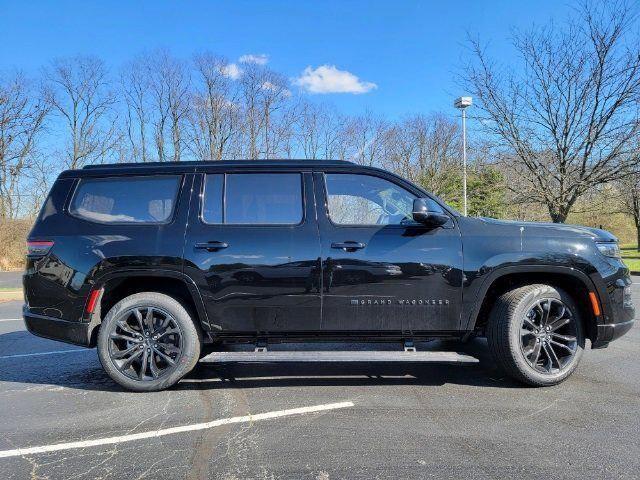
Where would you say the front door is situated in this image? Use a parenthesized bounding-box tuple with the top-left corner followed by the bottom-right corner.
(184, 170, 322, 333)
(315, 171, 463, 333)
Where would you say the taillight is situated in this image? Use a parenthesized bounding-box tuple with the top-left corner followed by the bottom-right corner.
(27, 240, 54, 257)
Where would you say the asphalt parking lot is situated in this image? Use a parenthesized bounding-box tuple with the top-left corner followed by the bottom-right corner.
(0, 276, 638, 479)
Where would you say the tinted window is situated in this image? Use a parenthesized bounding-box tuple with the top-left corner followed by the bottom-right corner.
(70, 176, 180, 224)
(325, 173, 441, 225)
(202, 173, 303, 225)
(201, 174, 224, 223)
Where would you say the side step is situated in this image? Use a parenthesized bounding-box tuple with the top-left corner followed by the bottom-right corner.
(199, 350, 479, 364)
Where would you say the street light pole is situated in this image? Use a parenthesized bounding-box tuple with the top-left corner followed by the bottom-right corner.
(462, 107, 467, 217)
(454, 96, 472, 216)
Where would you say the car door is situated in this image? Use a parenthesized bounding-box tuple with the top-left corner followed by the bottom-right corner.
(314, 170, 463, 333)
(183, 169, 322, 333)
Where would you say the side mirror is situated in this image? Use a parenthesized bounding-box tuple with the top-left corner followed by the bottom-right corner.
(412, 198, 449, 227)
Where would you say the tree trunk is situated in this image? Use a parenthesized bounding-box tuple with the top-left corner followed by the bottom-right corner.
(548, 208, 568, 224)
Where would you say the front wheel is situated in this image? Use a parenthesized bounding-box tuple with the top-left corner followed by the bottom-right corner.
(486, 284, 584, 387)
(97, 292, 201, 392)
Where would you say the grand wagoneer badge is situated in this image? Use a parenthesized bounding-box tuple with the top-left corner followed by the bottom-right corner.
(350, 298, 450, 306)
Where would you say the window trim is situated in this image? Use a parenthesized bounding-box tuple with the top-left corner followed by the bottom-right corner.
(67, 174, 184, 226)
(200, 172, 306, 227)
(321, 172, 445, 228)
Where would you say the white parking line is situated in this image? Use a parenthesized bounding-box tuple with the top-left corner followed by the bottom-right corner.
(0, 401, 354, 459)
(0, 318, 22, 323)
(0, 349, 91, 360)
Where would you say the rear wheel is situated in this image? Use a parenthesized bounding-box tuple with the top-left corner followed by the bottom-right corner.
(486, 284, 584, 386)
(97, 292, 201, 392)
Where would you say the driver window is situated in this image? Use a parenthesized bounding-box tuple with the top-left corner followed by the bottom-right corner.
(325, 173, 437, 226)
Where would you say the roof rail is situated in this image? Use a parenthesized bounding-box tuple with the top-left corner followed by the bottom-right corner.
(82, 159, 355, 169)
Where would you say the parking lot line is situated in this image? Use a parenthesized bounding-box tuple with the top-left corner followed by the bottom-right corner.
(0, 318, 22, 323)
(0, 349, 91, 360)
(0, 401, 354, 459)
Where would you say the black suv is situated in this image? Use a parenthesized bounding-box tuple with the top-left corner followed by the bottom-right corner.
(24, 160, 635, 391)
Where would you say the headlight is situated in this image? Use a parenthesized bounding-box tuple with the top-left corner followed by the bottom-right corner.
(595, 241, 621, 258)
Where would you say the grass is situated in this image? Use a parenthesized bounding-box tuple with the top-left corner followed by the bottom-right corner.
(0, 288, 23, 303)
(0, 218, 31, 271)
(621, 244, 640, 272)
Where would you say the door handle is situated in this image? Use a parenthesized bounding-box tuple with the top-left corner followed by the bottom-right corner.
(195, 241, 229, 251)
(331, 241, 366, 252)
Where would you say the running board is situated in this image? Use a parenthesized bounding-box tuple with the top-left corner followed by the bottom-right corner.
(199, 350, 479, 364)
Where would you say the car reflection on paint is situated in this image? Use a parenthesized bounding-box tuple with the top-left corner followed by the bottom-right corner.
(328, 259, 403, 287)
(232, 260, 316, 285)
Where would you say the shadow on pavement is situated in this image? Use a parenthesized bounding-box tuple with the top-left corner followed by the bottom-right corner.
(0, 331, 525, 391)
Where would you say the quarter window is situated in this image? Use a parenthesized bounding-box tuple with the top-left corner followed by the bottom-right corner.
(325, 173, 440, 226)
(202, 173, 303, 225)
(70, 176, 181, 224)
(201, 174, 224, 224)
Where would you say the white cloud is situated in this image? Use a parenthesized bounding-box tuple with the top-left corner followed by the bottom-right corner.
(293, 65, 377, 94)
(220, 63, 242, 80)
(239, 53, 269, 65)
(261, 81, 277, 91)
(261, 81, 291, 97)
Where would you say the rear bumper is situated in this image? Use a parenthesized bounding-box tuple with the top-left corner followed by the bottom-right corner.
(23, 306, 96, 347)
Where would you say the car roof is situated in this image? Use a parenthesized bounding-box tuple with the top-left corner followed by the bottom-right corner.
(60, 160, 400, 178)
(59, 159, 369, 178)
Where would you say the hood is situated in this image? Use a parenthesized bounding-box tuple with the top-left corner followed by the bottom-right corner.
(474, 217, 618, 242)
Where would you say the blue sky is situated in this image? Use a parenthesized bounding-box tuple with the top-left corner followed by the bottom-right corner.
(0, 0, 575, 119)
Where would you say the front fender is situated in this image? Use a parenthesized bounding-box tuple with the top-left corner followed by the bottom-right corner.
(462, 254, 609, 332)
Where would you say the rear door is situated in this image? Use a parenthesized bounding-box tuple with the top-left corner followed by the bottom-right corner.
(183, 169, 322, 333)
(315, 170, 463, 333)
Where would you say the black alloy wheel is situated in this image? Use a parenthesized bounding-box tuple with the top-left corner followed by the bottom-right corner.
(520, 298, 578, 374)
(107, 306, 183, 381)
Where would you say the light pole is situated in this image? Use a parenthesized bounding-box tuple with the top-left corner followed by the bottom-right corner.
(454, 96, 472, 216)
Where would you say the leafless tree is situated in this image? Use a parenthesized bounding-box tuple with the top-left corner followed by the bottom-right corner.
(27, 156, 55, 217)
(295, 102, 346, 160)
(189, 53, 240, 160)
(44, 55, 119, 169)
(142, 50, 191, 162)
(384, 113, 461, 196)
(617, 172, 640, 250)
(464, 1, 640, 222)
(121, 57, 150, 162)
(340, 111, 389, 166)
(238, 64, 292, 159)
(260, 71, 293, 158)
(0, 73, 50, 218)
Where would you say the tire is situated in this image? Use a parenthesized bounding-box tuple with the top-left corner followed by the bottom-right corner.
(97, 292, 201, 392)
(486, 284, 584, 387)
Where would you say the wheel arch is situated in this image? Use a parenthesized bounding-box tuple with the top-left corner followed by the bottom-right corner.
(467, 266, 602, 344)
(89, 270, 211, 344)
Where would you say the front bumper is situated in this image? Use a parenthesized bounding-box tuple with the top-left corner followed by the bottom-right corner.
(591, 274, 635, 348)
(595, 320, 635, 345)
(24, 306, 97, 347)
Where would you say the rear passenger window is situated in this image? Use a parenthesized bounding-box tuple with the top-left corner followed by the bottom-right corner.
(202, 173, 303, 225)
(70, 176, 181, 224)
